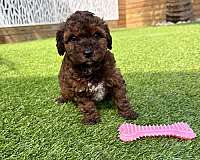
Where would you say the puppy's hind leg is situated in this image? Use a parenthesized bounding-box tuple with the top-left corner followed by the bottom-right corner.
(113, 91, 138, 120)
(111, 71, 138, 120)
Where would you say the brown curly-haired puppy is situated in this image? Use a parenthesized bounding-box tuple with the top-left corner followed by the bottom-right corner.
(56, 11, 138, 124)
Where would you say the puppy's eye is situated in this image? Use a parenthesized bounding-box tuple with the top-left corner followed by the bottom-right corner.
(94, 32, 103, 39)
(69, 35, 79, 42)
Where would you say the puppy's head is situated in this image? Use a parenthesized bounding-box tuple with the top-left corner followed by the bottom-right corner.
(56, 11, 112, 69)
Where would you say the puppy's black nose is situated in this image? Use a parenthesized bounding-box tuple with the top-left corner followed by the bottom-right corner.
(84, 48, 92, 57)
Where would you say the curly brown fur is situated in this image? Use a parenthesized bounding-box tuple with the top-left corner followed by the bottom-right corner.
(56, 11, 138, 124)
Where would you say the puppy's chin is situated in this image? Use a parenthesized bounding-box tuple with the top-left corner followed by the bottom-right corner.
(81, 67, 93, 76)
(85, 61, 94, 65)
(78, 64, 93, 76)
(78, 61, 101, 76)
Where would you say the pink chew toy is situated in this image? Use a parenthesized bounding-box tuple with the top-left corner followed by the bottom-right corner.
(118, 122, 196, 142)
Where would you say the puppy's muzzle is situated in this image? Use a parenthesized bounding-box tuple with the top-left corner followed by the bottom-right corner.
(84, 48, 93, 58)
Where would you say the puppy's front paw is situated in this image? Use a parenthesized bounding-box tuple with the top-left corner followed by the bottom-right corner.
(55, 96, 67, 105)
(119, 110, 138, 120)
(83, 112, 101, 125)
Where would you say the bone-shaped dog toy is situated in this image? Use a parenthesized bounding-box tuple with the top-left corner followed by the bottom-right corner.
(118, 122, 196, 142)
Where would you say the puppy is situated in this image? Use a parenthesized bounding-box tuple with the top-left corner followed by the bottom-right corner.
(56, 11, 138, 124)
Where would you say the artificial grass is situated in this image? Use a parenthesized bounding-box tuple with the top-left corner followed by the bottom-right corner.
(0, 24, 200, 159)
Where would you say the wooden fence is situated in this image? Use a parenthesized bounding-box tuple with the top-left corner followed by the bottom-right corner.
(193, 0, 200, 19)
(118, 0, 200, 27)
(0, 0, 200, 43)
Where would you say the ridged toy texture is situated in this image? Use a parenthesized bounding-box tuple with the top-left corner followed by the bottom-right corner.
(118, 122, 196, 142)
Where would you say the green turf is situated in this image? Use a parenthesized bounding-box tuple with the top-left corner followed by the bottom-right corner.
(1, 24, 200, 159)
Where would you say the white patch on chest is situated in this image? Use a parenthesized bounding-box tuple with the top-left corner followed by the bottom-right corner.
(88, 82, 106, 101)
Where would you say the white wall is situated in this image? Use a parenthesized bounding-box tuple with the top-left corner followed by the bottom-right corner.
(0, 0, 119, 27)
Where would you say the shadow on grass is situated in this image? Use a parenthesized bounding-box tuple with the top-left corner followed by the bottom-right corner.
(124, 71, 200, 124)
(0, 56, 17, 73)
(1, 70, 199, 124)
(0, 75, 59, 104)
(0, 71, 199, 159)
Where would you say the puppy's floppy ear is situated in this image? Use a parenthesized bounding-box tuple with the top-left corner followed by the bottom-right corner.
(56, 30, 65, 56)
(106, 31, 112, 50)
(103, 24, 112, 50)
